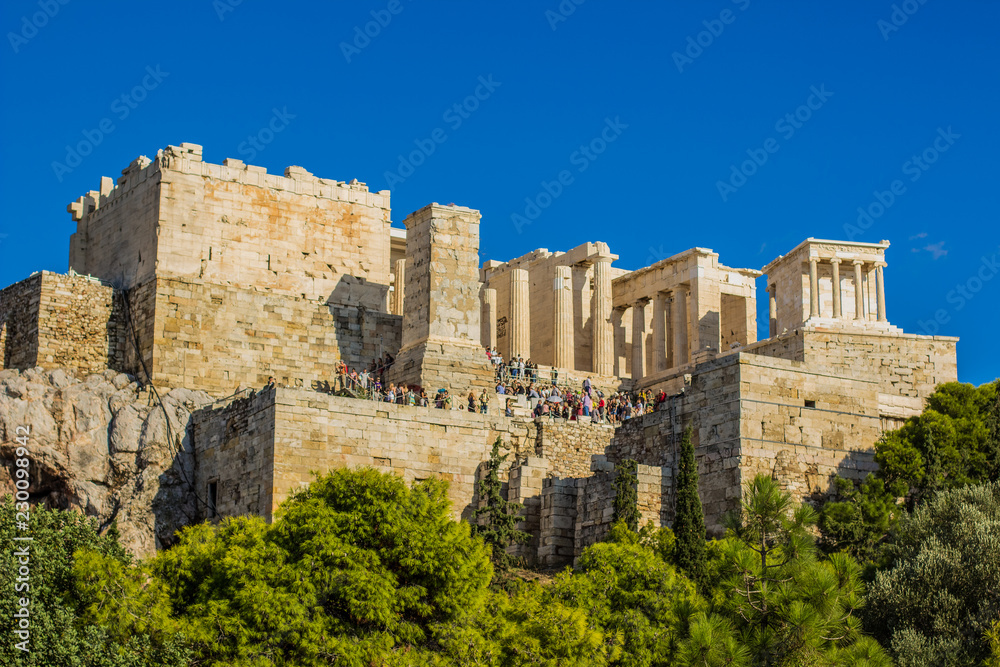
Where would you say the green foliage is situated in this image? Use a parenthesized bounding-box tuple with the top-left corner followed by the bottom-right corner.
(0, 498, 189, 667)
(673, 425, 707, 591)
(819, 379, 999, 560)
(682, 475, 891, 667)
(552, 523, 704, 665)
(612, 458, 640, 531)
(150, 467, 493, 665)
(865, 482, 1000, 666)
(896, 381, 998, 493)
(471, 436, 530, 570)
(818, 475, 901, 562)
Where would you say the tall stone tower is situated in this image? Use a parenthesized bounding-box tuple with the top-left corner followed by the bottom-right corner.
(388, 203, 494, 396)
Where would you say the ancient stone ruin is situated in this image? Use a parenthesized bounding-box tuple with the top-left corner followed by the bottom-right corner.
(0, 143, 958, 563)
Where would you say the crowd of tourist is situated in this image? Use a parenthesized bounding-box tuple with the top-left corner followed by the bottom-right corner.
(318, 347, 673, 423)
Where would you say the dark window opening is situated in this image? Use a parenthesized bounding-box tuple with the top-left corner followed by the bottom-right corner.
(804, 400, 816, 409)
(208, 481, 218, 517)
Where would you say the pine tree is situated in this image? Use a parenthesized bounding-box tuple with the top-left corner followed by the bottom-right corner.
(471, 436, 530, 569)
(612, 459, 640, 531)
(673, 424, 707, 589)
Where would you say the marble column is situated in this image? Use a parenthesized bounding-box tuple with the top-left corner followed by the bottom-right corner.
(482, 287, 497, 349)
(768, 284, 777, 337)
(830, 258, 842, 319)
(631, 298, 648, 380)
(652, 292, 668, 373)
(672, 285, 689, 367)
(510, 268, 530, 358)
(809, 257, 819, 318)
(875, 262, 887, 322)
(392, 258, 406, 316)
(853, 260, 865, 320)
(553, 265, 573, 369)
(591, 258, 613, 376)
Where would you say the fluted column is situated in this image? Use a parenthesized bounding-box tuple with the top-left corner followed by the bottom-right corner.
(591, 258, 613, 376)
(875, 262, 887, 322)
(853, 260, 865, 320)
(672, 285, 689, 367)
(392, 259, 406, 316)
(631, 298, 648, 380)
(553, 265, 573, 369)
(482, 287, 497, 349)
(830, 258, 842, 319)
(510, 269, 530, 357)
(768, 284, 777, 337)
(809, 257, 819, 318)
(652, 292, 668, 372)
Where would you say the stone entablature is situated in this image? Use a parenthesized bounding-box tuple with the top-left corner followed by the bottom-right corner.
(763, 238, 893, 335)
(611, 247, 760, 382)
(479, 242, 619, 377)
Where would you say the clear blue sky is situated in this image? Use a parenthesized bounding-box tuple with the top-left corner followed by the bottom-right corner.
(1, 1, 997, 385)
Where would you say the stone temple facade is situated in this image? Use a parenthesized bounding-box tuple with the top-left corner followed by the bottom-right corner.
(0, 144, 959, 565)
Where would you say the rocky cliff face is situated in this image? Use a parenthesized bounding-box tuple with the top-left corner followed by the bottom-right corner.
(0, 367, 214, 556)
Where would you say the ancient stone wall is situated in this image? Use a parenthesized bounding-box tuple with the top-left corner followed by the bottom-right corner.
(144, 276, 401, 395)
(192, 389, 276, 520)
(0, 274, 41, 369)
(193, 389, 539, 521)
(69, 144, 393, 307)
(0, 272, 126, 376)
(533, 420, 615, 478)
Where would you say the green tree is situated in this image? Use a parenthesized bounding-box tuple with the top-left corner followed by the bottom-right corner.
(471, 436, 530, 570)
(865, 482, 1000, 666)
(818, 475, 902, 561)
(673, 425, 707, 590)
(150, 467, 494, 665)
(549, 522, 704, 666)
(680, 475, 891, 666)
(0, 499, 189, 667)
(819, 380, 999, 559)
(612, 458, 640, 531)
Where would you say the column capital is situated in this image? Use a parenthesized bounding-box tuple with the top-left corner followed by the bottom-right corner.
(852, 259, 865, 266)
(874, 260, 887, 268)
(634, 297, 650, 307)
(828, 257, 843, 265)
